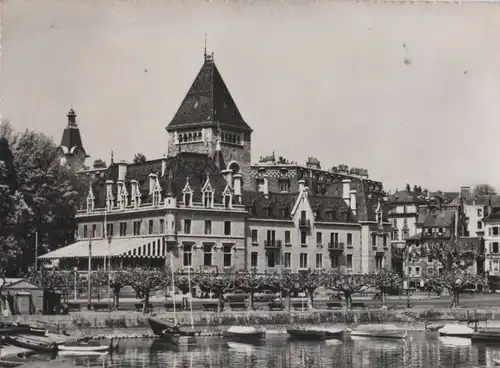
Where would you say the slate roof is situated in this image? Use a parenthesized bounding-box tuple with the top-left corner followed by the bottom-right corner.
(244, 192, 296, 220)
(483, 208, 500, 222)
(450, 194, 500, 207)
(60, 109, 86, 155)
(387, 190, 428, 205)
(417, 207, 456, 227)
(166, 55, 252, 132)
(88, 152, 228, 209)
(309, 195, 357, 223)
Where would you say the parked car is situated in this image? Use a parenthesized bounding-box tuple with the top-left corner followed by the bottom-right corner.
(224, 289, 248, 302)
(254, 290, 277, 302)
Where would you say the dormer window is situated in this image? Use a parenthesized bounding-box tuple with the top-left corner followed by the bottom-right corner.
(131, 180, 141, 209)
(152, 177, 162, 207)
(117, 181, 128, 210)
(204, 191, 213, 208)
(105, 181, 114, 211)
(86, 187, 95, 214)
(222, 184, 232, 209)
(201, 174, 215, 208)
(182, 178, 193, 207)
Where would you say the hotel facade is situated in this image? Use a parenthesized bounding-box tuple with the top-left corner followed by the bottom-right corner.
(42, 52, 393, 275)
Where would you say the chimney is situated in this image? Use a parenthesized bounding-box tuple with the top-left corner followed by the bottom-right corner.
(222, 169, 233, 188)
(161, 156, 167, 177)
(342, 179, 351, 205)
(149, 173, 157, 194)
(118, 161, 127, 181)
(263, 176, 269, 197)
(298, 179, 306, 193)
(460, 186, 471, 198)
(233, 173, 242, 203)
(350, 189, 357, 215)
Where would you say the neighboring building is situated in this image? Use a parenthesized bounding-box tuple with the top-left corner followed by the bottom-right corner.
(387, 188, 428, 249)
(41, 51, 392, 274)
(482, 208, 500, 289)
(56, 108, 89, 172)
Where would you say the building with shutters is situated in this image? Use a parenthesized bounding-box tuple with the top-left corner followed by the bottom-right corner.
(41, 51, 393, 274)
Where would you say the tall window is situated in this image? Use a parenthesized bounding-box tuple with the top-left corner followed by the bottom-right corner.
(83, 225, 88, 238)
(478, 208, 483, 217)
(316, 254, 323, 269)
(159, 219, 164, 233)
(299, 253, 308, 269)
(279, 181, 290, 192)
(203, 191, 213, 208)
(347, 233, 352, 246)
(204, 220, 212, 235)
(492, 242, 499, 254)
(119, 222, 127, 236)
(251, 252, 258, 268)
(106, 224, 114, 237)
(267, 251, 276, 268)
(92, 224, 97, 238)
(300, 231, 307, 245)
(285, 231, 291, 245)
(223, 244, 233, 267)
(184, 191, 192, 206)
(224, 194, 231, 208)
(153, 189, 161, 207)
(183, 244, 192, 267)
(251, 229, 258, 243)
(330, 232, 339, 246)
(478, 221, 483, 230)
(184, 219, 191, 235)
(224, 221, 231, 236)
(346, 255, 353, 269)
(284, 253, 291, 268)
(203, 244, 212, 266)
(133, 221, 141, 235)
(383, 234, 387, 247)
(316, 232, 322, 245)
(371, 234, 377, 246)
(375, 256, 383, 269)
(149, 220, 154, 234)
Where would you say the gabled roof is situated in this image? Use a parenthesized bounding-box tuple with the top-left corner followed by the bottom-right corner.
(450, 194, 500, 207)
(166, 55, 252, 132)
(387, 190, 428, 205)
(308, 195, 357, 223)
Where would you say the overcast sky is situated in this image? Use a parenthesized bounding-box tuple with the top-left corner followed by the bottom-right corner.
(1, 0, 499, 192)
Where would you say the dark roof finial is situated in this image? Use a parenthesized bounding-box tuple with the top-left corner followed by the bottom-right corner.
(204, 32, 207, 59)
(67, 107, 77, 127)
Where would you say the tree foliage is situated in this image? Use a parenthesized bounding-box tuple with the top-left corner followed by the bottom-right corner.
(369, 269, 402, 306)
(133, 153, 146, 164)
(473, 184, 497, 196)
(92, 269, 131, 310)
(0, 123, 85, 275)
(92, 159, 107, 169)
(127, 267, 170, 313)
(417, 238, 484, 307)
(323, 271, 371, 310)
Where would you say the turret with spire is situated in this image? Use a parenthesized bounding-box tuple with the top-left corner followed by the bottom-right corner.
(57, 107, 88, 172)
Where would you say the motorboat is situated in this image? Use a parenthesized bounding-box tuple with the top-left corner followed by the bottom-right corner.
(222, 326, 266, 343)
(58, 338, 119, 352)
(287, 326, 347, 340)
(4, 334, 58, 353)
(350, 324, 408, 339)
(438, 324, 473, 338)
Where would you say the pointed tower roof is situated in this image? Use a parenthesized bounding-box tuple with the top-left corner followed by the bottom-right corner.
(59, 108, 88, 157)
(166, 53, 252, 133)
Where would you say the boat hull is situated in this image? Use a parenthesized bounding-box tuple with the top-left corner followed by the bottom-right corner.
(5, 335, 57, 353)
(222, 331, 266, 343)
(439, 332, 472, 339)
(58, 345, 110, 352)
(350, 330, 407, 339)
(148, 317, 198, 337)
(287, 328, 345, 341)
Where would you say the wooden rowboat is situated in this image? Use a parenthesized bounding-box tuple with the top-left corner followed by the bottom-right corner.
(287, 327, 346, 340)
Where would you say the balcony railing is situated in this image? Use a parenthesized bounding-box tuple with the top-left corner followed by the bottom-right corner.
(264, 240, 282, 249)
(328, 242, 344, 251)
(299, 219, 311, 228)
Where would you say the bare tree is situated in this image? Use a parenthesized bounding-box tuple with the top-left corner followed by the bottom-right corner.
(323, 271, 371, 310)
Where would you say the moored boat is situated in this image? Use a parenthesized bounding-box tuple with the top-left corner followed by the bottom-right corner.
(438, 324, 474, 338)
(58, 338, 119, 352)
(350, 324, 408, 339)
(4, 335, 57, 353)
(222, 326, 266, 343)
(147, 317, 198, 338)
(471, 328, 500, 342)
(287, 327, 346, 340)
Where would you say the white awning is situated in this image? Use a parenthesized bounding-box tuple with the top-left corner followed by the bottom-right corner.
(38, 237, 167, 259)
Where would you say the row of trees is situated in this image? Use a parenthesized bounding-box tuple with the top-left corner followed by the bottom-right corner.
(27, 267, 411, 312)
(92, 152, 147, 169)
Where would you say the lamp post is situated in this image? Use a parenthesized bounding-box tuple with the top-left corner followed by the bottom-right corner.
(107, 235, 112, 315)
(87, 239, 92, 311)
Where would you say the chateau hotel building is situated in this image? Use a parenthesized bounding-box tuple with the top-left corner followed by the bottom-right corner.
(41, 52, 393, 274)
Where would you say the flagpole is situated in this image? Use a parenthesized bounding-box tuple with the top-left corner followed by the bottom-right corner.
(188, 266, 194, 329)
(171, 252, 177, 325)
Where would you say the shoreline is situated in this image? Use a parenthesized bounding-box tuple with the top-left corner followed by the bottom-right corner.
(1, 307, 498, 338)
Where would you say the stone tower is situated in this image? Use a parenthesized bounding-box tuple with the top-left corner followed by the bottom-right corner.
(56, 108, 88, 171)
(165, 52, 253, 189)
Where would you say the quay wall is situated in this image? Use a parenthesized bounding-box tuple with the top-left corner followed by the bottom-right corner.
(2, 308, 500, 333)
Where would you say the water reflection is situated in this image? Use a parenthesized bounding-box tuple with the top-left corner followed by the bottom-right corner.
(32, 334, 500, 368)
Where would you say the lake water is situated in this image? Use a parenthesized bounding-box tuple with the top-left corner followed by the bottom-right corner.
(37, 333, 500, 368)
